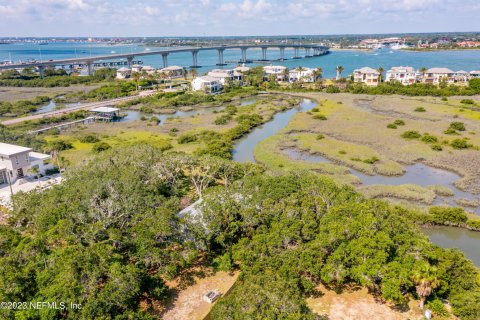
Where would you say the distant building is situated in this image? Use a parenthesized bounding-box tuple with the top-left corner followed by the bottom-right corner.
(116, 67, 131, 79)
(234, 64, 250, 73)
(191, 76, 223, 93)
(353, 67, 380, 86)
(0, 142, 53, 185)
(385, 66, 419, 85)
(423, 68, 455, 84)
(263, 65, 288, 81)
(288, 67, 320, 83)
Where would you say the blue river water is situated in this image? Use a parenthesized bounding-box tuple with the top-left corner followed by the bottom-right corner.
(1, 42, 480, 78)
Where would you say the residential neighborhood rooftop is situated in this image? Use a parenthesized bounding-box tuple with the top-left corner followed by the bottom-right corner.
(0, 142, 32, 156)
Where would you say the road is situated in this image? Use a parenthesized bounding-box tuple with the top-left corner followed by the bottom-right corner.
(1, 91, 156, 126)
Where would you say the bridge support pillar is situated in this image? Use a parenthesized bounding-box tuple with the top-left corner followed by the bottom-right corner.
(240, 48, 247, 63)
(305, 48, 312, 57)
(38, 66, 45, 78)
(87, 62, 94, 76)
(216, 49, 226, 66)
(261, 47, 268, 61)
(293, 48, 301, 59)
(127, 56, 134, 68)
(190, 50, 200, 68)
(279, 47, 286, 61)
(162, 53, 169, 68)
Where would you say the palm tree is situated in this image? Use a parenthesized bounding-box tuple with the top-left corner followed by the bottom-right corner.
(377, 67, 384, 83)
(281, 67, 290, 82)
(313, 67, 323, 82)
(182, 67, 188, 80)
(189, 68, 197, 79)
(420, 67, 428, 82)
(131, 71, 140, 92)
(336, 66, 344, 81)
(28, 167, 41, 187)
(412, 264, 439, 309)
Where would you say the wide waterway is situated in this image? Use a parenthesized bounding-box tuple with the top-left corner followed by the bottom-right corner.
(2, 42, 480, 77)
(231, 97, 479, 266)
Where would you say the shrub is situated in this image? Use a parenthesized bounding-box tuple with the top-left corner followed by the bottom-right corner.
(316, 134, 325, 140)
(449, 121, 466, 131)
(79, 134, 100, 144)
(214, 114, 232, 125)
(45, 167, 60, 175)
(149, 116, 161, 124)
(45, 139, 73, 152)
(311, 107, 319, 112)
(387, 124, 397, 129)
(393, 119, 405, 126)
(431, 144, 443, 151)
(429, 206, 468, 225)
(401, 130, 421, 139)
(444, 127, 459, 135)
(92, 142, 112, 153)
(451, 139, 471, 149)
(313, 114, 327, 120)
(339, 150, 346, 155)
(421, 133, 438, 144)
(414, 107, 426, 112)
(441, 97, 448, 101)
(325, 85, 340, 93)
(460, 99, 475, 105)
(467, 220, 480, 231)
(426, 298, 448, 317)
(363, 156, 379, 164)
(177, 133, 197, 144)
(225, 104, 238, 115)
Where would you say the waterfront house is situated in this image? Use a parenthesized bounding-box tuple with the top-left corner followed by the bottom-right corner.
(263, 65, 288, 81)
(116, 67, 131, 79)
(234, 64, 250, 74)
(422, 68, 454, 84)
(131, 64, 143, 73)
(161, 66, 184, 78)
(0, 142, 53, 185)
(191, 76, 223, 93)
(288, 67, 320, 83)
(453, 70, 470, 84)
(207, 69, 245, 85)
(353, 67, 380, 86)
(141, 65, 156, 75)
(385, 66, 419, 85)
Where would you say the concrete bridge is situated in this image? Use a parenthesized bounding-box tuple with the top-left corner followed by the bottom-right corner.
(0, 44, 329, 77)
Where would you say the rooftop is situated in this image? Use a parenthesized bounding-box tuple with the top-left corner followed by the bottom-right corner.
(29, 151, 51, 161)
(426, 67, 454, 74)
(0, 142, 32, 156)
(90, 107, 120, 113)
(355, 67, 379, 74)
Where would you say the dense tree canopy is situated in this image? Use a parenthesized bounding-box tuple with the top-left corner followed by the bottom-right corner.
(0, 145, 478, 319)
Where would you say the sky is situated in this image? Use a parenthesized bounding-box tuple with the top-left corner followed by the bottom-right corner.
(0, 0, 479, 37)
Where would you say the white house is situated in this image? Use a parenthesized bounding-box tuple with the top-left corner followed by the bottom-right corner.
(116, 67, 131, 79)
(385, 66, 419, 85)
(141, 65, 156, 75)
(263, 65, 288, 81)
(423, 68, 455, 84)
(453, 70, 470, 84)
(131, 64, 143, 73)
(470, 70, 480, 78)
(288, 67, 320, 83)
(161, 66, 184, 78)
(191, 76, 223, 93)
(207, 69, 244, 85)
(353, 67, 381, 86)
(234, 64, 250, 74)
(0, 142, 53, 185)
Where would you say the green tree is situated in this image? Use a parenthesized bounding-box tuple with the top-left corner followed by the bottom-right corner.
(412, 264, 439, 309)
